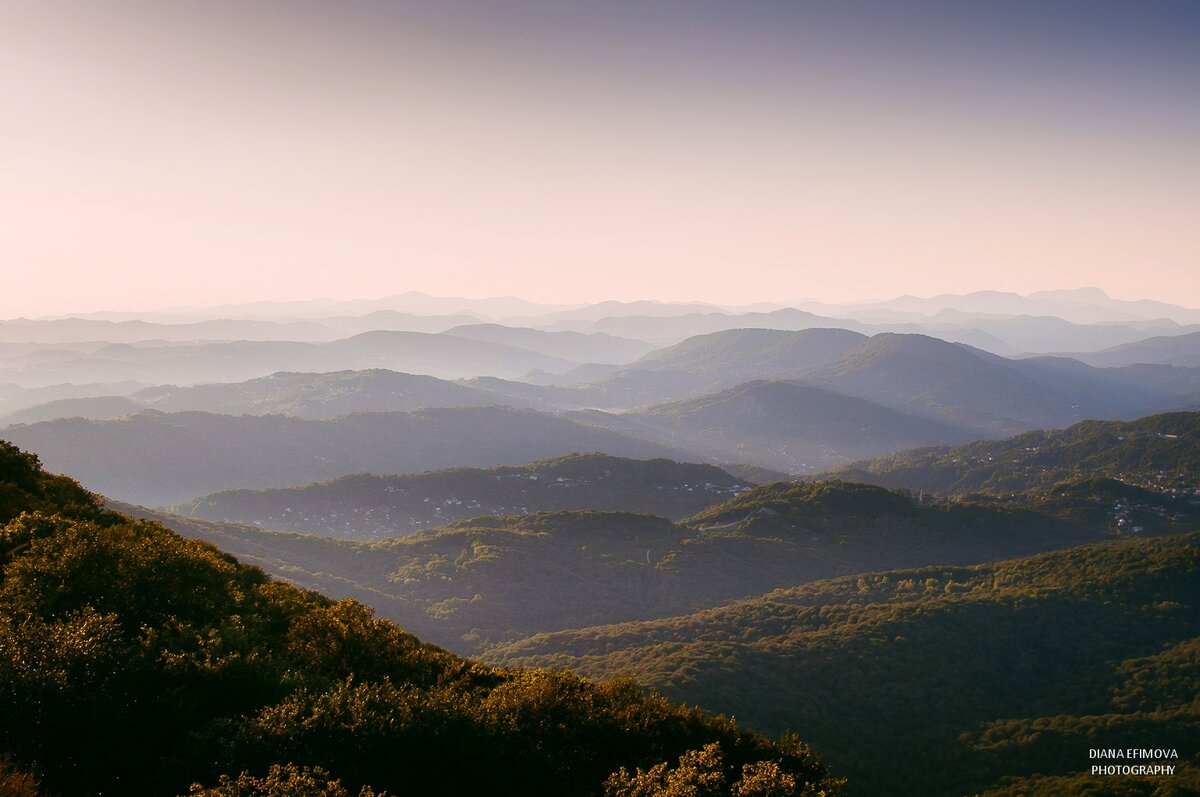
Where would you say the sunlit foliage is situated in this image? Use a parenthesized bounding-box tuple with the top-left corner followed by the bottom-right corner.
(0, 440, 841, 797)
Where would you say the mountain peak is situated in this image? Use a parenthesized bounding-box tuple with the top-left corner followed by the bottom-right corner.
(1029, 286, 1113, 302)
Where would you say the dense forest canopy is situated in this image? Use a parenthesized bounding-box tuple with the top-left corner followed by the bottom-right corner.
(125, 472, 1183, 654)
(0, 440, 842, 797)
(492, 532, 1200, 796)
(833, 411, 1200, 497)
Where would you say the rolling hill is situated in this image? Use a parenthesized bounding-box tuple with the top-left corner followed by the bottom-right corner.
(544, 308, 864, 345)
(0, 330, 581, 388)
(625, 328, 869, 385)
(1002, 355, 1200, 416)
(917, 312, 1198, 354)
(832, 411, 1200, 497)
(489, 532, 1200, 797)
(833, 286, 1200, 325)
(176, 454, 753, 538)
(510, 328, 1200, 421)
(0, 380, 149, 418)
(133, 368, 513, 418)
(130, 478, 1176, 653)
(0, 369, 521, 425)
(794, 333, 1195, 433)
(3, 407, 685, 506)
(1073, 330, 1200, 368)
(313, 309, 482, 336)
(0, 394, 145, 425)
(444, 323, 655, 364)
(0, 315, 339, 343)
(512, 327, 874, 410)
(574, 380, 979, 472)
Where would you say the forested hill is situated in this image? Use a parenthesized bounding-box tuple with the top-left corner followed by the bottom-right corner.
(124, 476, 1198, 654)
(684, 477, 1200, 541)
(176, 454, 752, 539)
(490, 532, 1200, 797)
(832, 411, 1200, 496)
(0, 439, 842, 797)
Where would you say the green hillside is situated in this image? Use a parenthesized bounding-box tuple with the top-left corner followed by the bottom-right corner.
(177, 454, 751, 539)
(833, 411, 1200, 497)
(0, 440, 842, 797)
(128, 478, 1177, 653)
(490, 533, 1200, 797)
(691, 476, 1200, 539)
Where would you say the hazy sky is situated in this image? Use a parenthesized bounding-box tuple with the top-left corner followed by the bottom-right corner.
(2, 0, 1197, 317)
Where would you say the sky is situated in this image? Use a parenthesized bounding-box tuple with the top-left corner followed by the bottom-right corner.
(2, 0, 1198, 317)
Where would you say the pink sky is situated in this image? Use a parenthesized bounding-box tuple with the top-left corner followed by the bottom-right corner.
(2, 2, 1196, 317)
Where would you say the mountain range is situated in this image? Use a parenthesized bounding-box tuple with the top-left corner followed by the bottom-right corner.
(54, 287, 1200, 328)
(3, 407, 684, 506)
(7, 287, 1200, 795)
(0, 369, 518, 425)
(1070, 330, 1200, 368)
(0, 330, 588, 388)
(576, 330, 1200, 432)
(572, 380, 977, 472)
(8, 333, 1200, 503)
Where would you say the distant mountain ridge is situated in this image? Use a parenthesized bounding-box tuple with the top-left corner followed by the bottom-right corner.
(574, 379, 977, 472)
(3, 407, 686, 506)
(0, 369, 518, 425)
(537, 328, 1200, 424)
(531, 294, 1200, 353)
(540, 308, 858, 345)
(443, 323, 654, 363)
(0, 316, 340, 343)
(0, 329, 586, 388)
(795, 333, 1095, 433)
(1070, 330, 1200, 368)
(30, 288, 1200, 362)
(8, 330, 1199, 491)
(628, 327, 868, 382)
(793, 333, 1200, 434)
(826, 286, 1200, 326)
(56, 287, 1200, 327)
